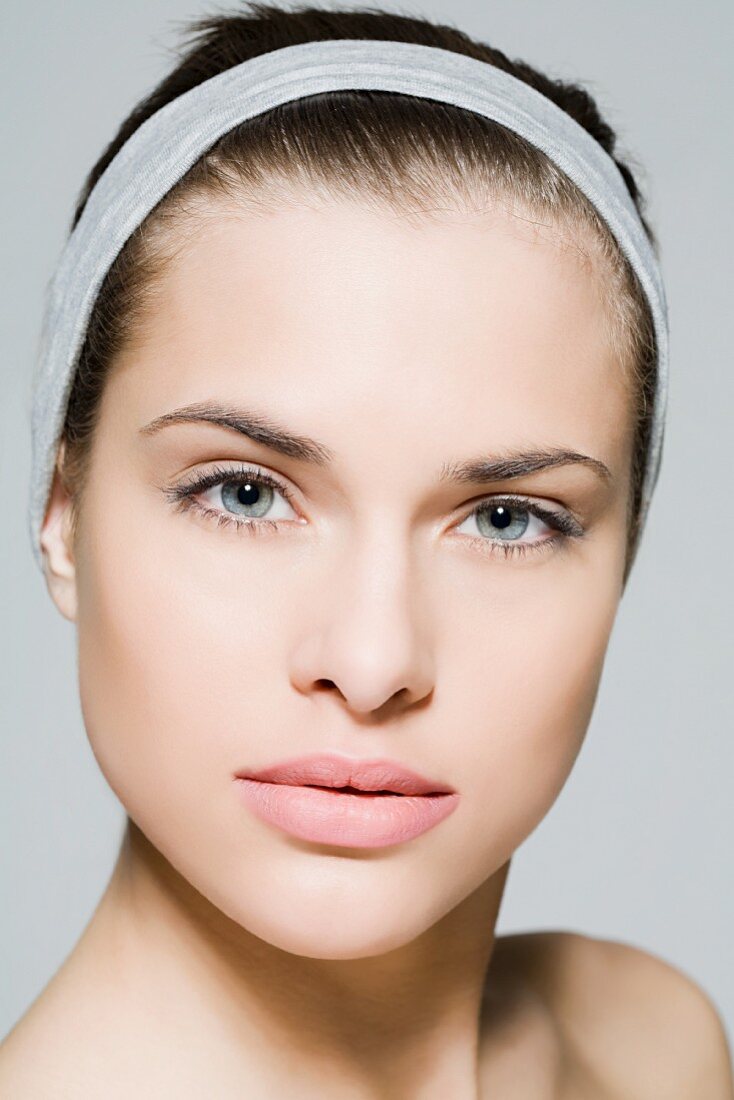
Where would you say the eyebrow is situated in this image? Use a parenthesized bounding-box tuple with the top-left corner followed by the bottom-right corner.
(139, 401, 612, 485)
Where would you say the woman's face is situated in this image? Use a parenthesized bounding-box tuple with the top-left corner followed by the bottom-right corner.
(46, 191, 633, 958)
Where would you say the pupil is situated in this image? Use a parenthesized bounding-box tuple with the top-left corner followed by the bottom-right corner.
(237, 482, 260, 506)
(491, 506, 512, 529)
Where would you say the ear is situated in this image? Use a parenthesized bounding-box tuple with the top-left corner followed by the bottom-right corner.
(40, 444, 79, 622)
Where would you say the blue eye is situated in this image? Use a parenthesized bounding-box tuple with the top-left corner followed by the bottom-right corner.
(165, 468, 583, 557)
(165, 464, 300, 533)
(203, 472, 297, 524)
(213, 477, 295, 521)
(457, 501, 547, 544)
(455, 495, 581, 551)
(476, 503, 531, 540)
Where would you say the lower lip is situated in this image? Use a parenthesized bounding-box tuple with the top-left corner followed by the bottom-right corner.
(234, 779, 459, 849)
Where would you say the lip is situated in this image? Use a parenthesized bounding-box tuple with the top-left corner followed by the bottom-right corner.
(233, 753, 459, 849)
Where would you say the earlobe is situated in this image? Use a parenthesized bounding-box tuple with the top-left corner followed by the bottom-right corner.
(39, 454, 79, 623)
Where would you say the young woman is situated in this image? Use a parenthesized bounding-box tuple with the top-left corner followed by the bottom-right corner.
(2, 4, 732, 1096)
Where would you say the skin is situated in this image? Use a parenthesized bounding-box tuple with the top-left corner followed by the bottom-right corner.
(2, 191, 732, 1098)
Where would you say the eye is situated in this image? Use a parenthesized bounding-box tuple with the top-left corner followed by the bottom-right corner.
(201, 473, 297, 522)
(454, 495, 582, 555)
(164, 463, 301, 533)
(457, 500, 547, 542)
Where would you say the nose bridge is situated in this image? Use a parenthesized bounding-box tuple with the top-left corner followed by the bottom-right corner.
(342, 520, 417, 642)
(293, 514, 435, 716)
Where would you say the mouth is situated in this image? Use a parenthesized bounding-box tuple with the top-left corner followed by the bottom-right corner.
(303, 785, 398, 795)
(234, 752, 455, 795)
(233, 752, 459, 848)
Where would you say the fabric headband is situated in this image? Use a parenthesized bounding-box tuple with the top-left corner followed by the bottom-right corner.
(28, 38, 669, 571)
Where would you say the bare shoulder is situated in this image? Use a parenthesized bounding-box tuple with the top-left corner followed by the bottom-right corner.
(0, 970, 87, 1098)
(493, 929, 734, 1099)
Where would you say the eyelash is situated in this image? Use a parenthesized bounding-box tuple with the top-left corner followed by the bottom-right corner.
(164, 462, 584, 560)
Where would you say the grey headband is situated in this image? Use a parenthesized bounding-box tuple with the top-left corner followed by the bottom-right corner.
(28, 37, 668, 571)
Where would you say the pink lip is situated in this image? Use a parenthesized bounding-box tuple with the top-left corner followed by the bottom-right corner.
(233, 753, 459, 849)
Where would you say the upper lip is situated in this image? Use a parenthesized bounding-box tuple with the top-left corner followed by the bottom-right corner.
(235, 753, 455, 796)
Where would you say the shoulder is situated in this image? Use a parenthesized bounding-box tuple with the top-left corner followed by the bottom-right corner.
(493, 929, 734, 1099)
(0, 956, 118, 1098)
(0, 977, 79, 1097)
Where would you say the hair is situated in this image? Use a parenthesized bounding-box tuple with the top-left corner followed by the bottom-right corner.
(58, 2, 658, 579)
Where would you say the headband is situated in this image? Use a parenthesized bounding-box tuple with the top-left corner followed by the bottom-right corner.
(28, 38, 669, 571)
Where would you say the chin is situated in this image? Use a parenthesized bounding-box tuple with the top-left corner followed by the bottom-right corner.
(226, 904, 436, 960)
(189, 851, 460, 960)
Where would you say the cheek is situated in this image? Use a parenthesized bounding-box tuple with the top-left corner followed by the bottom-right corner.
(445, 549, 620, 861)
(74, 507, 293, 856)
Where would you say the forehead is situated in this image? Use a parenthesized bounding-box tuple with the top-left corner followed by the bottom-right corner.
(113, 193, 631, 475)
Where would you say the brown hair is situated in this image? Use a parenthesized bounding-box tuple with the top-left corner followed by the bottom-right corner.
(59, 2, 658, 578)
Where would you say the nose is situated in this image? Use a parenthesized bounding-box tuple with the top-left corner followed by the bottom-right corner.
(289, 528, 435, 721)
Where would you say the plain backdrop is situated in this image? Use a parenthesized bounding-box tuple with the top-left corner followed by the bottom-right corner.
(2, 0, 732, 1045)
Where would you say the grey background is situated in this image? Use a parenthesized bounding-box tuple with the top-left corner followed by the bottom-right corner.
(2, 0, 732, 1046)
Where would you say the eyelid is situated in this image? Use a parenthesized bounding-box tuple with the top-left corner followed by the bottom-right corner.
(174, 462, 298, 504)
(454, 492, 584, 539)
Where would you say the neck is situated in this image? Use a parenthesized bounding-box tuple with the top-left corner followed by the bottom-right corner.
(73, 818, 511, 1098)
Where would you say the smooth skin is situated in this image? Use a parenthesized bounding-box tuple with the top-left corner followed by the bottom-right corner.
(3, 191, 732, 1098)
